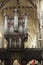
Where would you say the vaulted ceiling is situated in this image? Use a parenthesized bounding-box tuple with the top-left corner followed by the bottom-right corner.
(0, 0, 37, 9)
(0, 0, 39, 20)
(0, 0, 8, 8)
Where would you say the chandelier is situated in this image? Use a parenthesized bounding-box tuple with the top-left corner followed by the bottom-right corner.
(4, 8, 28, 48)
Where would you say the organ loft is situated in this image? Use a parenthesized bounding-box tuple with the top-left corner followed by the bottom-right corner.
(0, 0, 43, 65)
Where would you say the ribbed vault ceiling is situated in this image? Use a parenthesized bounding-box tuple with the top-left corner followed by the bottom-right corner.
(0, 0, 37, 9)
